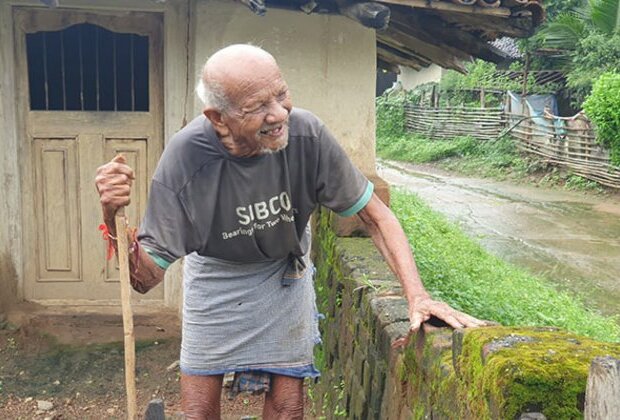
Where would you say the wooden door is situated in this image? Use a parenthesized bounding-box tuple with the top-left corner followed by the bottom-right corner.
(15, 8, 164, 303)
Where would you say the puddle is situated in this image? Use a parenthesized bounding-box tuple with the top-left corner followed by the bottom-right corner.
(379, 160, 620, 317)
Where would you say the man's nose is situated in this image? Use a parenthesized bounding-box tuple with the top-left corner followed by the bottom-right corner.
(265, 100, 289, 123)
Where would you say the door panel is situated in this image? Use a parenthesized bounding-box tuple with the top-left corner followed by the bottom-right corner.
(34, 138, 81, 282)
(104, 138, 149, 283)
(16, 8, 164, 303)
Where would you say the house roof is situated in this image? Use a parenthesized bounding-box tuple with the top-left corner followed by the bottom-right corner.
(243, 0, 545, 73)
(39, 0, 544, 72)
(489, 37, 524, 60)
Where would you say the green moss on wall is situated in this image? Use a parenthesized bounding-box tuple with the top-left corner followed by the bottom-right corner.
(311, 208, 348, 417)
(457, 326, 620, 419)
(400, 330, 459, 419)
(312, 208, 620, 420)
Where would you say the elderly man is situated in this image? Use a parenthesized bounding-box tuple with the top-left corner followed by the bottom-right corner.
(95, 44, 485, 419)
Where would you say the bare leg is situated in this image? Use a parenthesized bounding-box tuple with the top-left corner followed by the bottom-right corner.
(181, 373, 224, 420)
(263, 374, 305, 419)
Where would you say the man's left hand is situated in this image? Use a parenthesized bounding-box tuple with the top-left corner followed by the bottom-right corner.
(409, 296, 488, 332)
(393, 297, 489, 349)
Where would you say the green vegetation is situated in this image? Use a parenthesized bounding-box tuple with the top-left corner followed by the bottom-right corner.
(439, 137, 533, 179)
(312, 198, 620, 417)
(395, 0, 620, 112)
(398, 0, 620, 111)
(375, 92, 406, 140)
(391, 189, 620, 342)
(458, 326, 620, 419)
(402, 59, 563, 109)
(378, 134, 477, 164)
(377, 129, 540, 183)
(375, 93, 608, 192)
(310, 210, 348, 418)
(374, 83, 617, 341)
(535, 0, 620, 105)
(438, 60, 560, 108)
(583, 71, 620, 165)
(378, 129, 605, 191)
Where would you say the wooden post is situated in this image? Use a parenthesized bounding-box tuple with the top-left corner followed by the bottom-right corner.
(115, 207, 138, 420)
(585, 356, 620, 420)
(522, 53, 530, 96)
(480, 87, 486, 108)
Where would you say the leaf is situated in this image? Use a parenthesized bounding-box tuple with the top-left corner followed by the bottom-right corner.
(589, 0, 620, 34)
(538, 12, 586, 51)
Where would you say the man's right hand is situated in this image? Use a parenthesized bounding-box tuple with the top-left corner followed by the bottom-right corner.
(95, 154, 135, 222)
(95, 155, 164, 294)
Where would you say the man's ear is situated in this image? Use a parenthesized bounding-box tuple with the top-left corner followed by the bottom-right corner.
(204, 108, 230, 137)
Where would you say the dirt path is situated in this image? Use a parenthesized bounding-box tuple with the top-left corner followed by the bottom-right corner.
(0, 304, 316, 419)
(378, 160, 620, 318)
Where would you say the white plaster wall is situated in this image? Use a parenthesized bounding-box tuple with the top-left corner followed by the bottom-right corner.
(1, 0, 378, 312)
(398, 64, 444, 90)
(0, 1, 24, 311)
(192, 0, 378, 174)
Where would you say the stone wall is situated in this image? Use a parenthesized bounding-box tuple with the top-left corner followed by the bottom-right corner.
(312, 210, 620, 419)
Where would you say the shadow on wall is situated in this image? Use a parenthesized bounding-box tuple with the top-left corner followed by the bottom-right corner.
(0, 252, 18, 315)
(377, 70, 397, 97)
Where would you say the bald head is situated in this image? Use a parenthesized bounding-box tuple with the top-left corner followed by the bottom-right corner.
(196, 44, 281, 111)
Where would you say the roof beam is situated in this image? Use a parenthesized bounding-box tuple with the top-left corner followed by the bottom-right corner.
(336, 1, 391, 29)
(377, 44, 426, 70)
(378, 40, 434, 66)
(375, 0, 511, 17)
(390, 9, 512, 63)
(387, 14, 472, 61)
(379, 27, 468, 72)
(436, 11, 534, 38)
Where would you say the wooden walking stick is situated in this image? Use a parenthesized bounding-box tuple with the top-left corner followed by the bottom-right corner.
(115, 207, 138, 420)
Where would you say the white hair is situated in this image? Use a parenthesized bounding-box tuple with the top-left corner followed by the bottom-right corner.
(195, 74, 231, 111)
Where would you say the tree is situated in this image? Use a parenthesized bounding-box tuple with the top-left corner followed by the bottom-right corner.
(583, 72, 620, 165)
(536, 0, 620, 104)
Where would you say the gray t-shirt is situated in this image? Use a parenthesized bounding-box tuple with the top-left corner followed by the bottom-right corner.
(138, 107, 373, 268)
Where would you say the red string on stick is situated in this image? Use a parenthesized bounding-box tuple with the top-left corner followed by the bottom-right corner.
(98, 224, 116, 260)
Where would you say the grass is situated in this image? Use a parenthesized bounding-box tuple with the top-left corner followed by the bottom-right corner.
(377, 133, 478, 163)
(377, 132, 606, 193)
(438, 136, 533, 180)
(391, 189, 620, 343)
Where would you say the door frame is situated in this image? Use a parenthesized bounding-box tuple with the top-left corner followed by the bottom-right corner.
(14, 6, 165, 305)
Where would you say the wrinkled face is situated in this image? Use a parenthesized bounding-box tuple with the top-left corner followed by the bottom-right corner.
(220, 65, 292, 156)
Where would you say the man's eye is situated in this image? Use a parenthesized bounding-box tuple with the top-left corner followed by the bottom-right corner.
(244, 105, 263, 114)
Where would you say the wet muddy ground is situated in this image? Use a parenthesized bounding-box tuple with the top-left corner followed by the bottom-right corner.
(0, 305, 315, 419)
(378, 160, 620, 318)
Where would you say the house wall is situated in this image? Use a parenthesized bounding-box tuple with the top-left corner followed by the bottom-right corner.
(192, 0, 377, 175)
(0, 1, 23, 313)
(0, 0, 192, 311)
(0, 0, 377, 311)
(398, 64, 444, 90)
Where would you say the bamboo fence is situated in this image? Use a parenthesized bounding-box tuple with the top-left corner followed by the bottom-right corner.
(404, 104, 620, 188)
(404, 104, 506, 141)
(506, 113, 620, 189)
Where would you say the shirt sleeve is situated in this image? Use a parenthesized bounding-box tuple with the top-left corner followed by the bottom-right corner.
(316, 124, 373, 217)
(138, 180, 200, 270)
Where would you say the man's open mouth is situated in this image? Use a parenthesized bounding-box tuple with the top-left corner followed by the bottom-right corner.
(260, 125, 285, 136)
